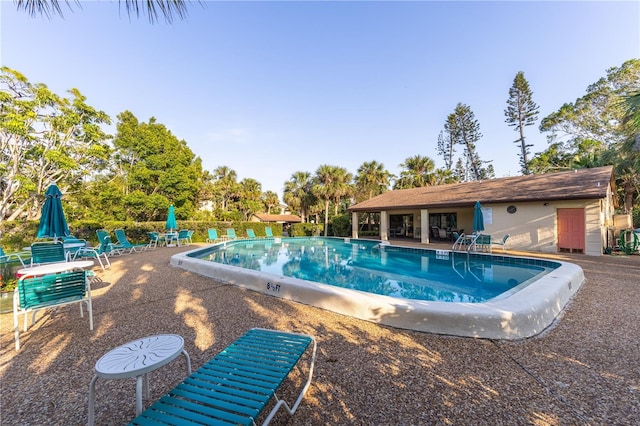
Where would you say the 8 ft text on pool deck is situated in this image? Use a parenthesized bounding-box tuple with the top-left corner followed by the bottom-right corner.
(266, 282, 281, 292)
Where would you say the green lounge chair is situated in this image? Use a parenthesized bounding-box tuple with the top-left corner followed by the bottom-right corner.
(114, 229, 148, 253)
(206, 228, 219, 243)
(128, 328, 316, 426)
(226, 228, 239, 240)
(246, 228, 257, 239)
(0, 246, 28, 267)
(264, 227, 274, 238)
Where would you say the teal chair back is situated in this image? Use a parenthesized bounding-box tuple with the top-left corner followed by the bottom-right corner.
(30, 242, 66, 265)
(227, 229, 237, 240)
(207, 229, 218, 242)
(18, 270, 87, 309)
(264, 227, 274, 238)
(246, 229, 256, 239)
(96, 230, 110, 246)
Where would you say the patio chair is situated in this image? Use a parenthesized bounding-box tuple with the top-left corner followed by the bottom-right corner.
(30, 242, 66, 266)
(176, 229, 191, 246)
(0, 246, 27, 267)
(14, 269, 92, 350)
(187, 230, 194, 244)
(265, 226, 274, 238)
(491, 234, 510, 253)
(451, 231, 469, 251)
(128, 328, 316, 426)
(470, 234, 491, 252)
(115, 229, 149, 253)
(226, 228, 240, 240)
(431, 226, 441, 241)
(206, 228, 220, 243)
(146, 232, 160, 250)
(72, 239, 111, 271)
(246, 228, 257, 239)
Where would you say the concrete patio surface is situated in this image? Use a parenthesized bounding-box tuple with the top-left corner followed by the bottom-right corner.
(1, 242, 639, 425)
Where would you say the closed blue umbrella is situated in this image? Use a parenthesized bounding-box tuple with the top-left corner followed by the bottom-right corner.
(165, 205, 177, 231)
(473, 201, 485, 233)
(37, 184, 70, 240)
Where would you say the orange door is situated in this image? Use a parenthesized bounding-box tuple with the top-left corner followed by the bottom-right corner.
(557, 208, 585, 253)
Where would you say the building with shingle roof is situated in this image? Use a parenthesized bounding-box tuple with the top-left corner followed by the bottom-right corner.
(348, 166, 617, 256)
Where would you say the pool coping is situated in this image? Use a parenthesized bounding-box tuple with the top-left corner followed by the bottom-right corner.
(170, 239, 585, 340)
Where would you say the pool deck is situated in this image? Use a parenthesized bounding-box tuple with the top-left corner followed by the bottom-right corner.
(1, 242, 639, 424)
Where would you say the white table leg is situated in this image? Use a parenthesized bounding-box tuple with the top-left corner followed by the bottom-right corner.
(144, 372, 150, 399)
(136, 375, 144, 415)
(182, 349, 192, 375)
(88, 375, 98, 426)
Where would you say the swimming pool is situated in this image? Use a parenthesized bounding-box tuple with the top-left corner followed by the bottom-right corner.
(171, 237, 584, 339)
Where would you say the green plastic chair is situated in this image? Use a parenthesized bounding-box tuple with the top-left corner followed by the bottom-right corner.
(246, 229, 257, 239)
(14, 270, 92, 350)
(0, 246, 27, 267)
(177, 230, 191, 246)
(264, 227, 274, 238)
(30, 242, 66, 266)
(114, 229, 148, 253)
(206, 229, 219, 243)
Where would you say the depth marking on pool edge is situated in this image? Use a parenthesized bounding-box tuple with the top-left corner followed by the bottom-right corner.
(266, 282, 281, 292)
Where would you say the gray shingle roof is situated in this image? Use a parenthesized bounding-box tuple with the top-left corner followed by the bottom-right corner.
(349, 166, 615, 212)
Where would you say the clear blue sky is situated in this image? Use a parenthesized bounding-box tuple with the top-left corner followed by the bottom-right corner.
(2, 1, 639, 198)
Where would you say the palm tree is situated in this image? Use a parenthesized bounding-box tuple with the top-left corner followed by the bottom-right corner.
(261, 191, 280, 215)
(394, 155, 436, 189)
(355, 160, 392, 202)
(212, 166, 239, 212)
(311, 165, 353, 236)
(15, 0, 190, 23)
(283, 171, 313, 223)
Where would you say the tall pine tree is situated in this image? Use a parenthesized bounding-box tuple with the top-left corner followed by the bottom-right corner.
(444, 103, 491, 181)
(505, 71, 539, 175)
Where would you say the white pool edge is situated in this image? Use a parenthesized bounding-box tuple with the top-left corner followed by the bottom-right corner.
(171, 244, 584, 340)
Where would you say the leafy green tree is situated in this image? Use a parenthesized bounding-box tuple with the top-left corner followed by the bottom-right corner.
(505, 71, 540, 175)
(0, 67, 111, 222)
(354, 160, 393, 202)
(394, 155, 436, 189)
(540, 59, 640, 152)
(536, 59, 640, 212)
(112, 111, 202, 221)
(16, 0, 191, 24)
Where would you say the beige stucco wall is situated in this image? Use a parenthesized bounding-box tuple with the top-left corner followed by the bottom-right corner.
(366, 197, 610, 256)
(446, 200, 605, 256)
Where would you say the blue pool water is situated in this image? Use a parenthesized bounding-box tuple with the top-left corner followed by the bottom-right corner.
(189, 237, 559, 303)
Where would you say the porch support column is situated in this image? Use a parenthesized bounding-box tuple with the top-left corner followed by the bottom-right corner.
(421, 209, 429, 244)
(351, 211, 359, 239)
(380, 211, 389, 241)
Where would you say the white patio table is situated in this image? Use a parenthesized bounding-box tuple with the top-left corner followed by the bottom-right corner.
(87, 334, 192, 425)
(16, 260, 94, 277)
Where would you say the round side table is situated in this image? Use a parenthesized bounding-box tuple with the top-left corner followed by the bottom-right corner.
(88, 334, 191, 425)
